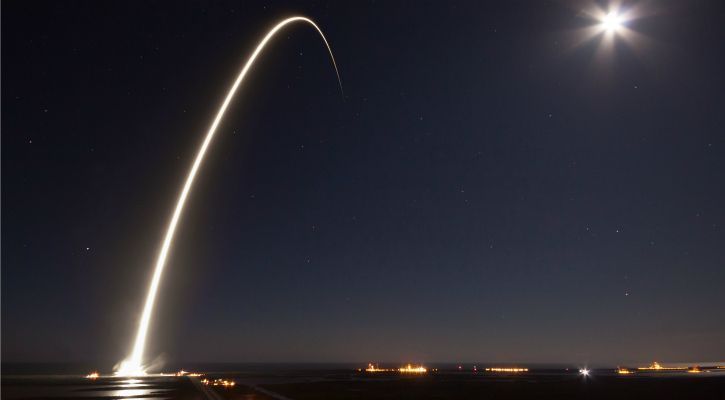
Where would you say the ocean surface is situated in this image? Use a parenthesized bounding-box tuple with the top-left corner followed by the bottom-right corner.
(3, 363, 725, 399)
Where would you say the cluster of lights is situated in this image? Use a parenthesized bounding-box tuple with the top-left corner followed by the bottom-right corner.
(361, 363, 428, 373)
(579, 368, 590, 377)
(637, 362, 685, 371)
(398, 364, 428, 374)
(92, 369, 208, 379)
(157, 370, 204, 377)
(364, 363, 393, 372)
(201, 378, 236, 387)
(485, 367, 528, 373)
(174, 370, 203, 377)
(617, 367, 633, 375)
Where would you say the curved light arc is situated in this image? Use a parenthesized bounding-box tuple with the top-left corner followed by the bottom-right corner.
(117, 16, 342, 376)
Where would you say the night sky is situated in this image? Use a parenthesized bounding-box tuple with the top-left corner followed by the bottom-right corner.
(3, 1, 725, 367)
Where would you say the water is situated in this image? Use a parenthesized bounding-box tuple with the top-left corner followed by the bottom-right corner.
(3, 363, 724, 399)
(1, 375, 180, 400)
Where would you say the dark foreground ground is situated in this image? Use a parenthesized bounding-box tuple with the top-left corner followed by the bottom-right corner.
(2, 368, 725, 400)
(261, 373, 725, 400)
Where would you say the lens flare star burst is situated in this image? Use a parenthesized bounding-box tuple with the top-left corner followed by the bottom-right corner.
(601, 12, 623, 32)
(569, 1, 654, 62)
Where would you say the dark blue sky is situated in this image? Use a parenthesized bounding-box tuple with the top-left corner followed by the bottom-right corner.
(3, 1, 724, 367)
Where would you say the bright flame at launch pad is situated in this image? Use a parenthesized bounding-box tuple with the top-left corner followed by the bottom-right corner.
(116, 16, 342, 376)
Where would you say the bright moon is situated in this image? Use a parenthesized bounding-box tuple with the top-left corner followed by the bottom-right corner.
(601, 12, 622, 32)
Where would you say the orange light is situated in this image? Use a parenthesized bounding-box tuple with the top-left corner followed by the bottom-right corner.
(173, 370, 203, 377)
(485, 367, 528, 373)
(637, 362, 685, 371)
(205, 378, 236, 387)
(85, 372, 100, 379)
(398, 364, 427, 373)
(365, 363, 393, 372)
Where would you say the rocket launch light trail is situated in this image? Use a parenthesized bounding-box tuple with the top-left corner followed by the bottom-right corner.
(116, 16, 343, 376)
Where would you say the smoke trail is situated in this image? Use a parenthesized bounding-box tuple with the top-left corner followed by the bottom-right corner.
(116, 16, 343, 376)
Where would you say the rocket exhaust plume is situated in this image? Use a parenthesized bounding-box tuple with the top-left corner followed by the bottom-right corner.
(115, 16, 342, 376)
